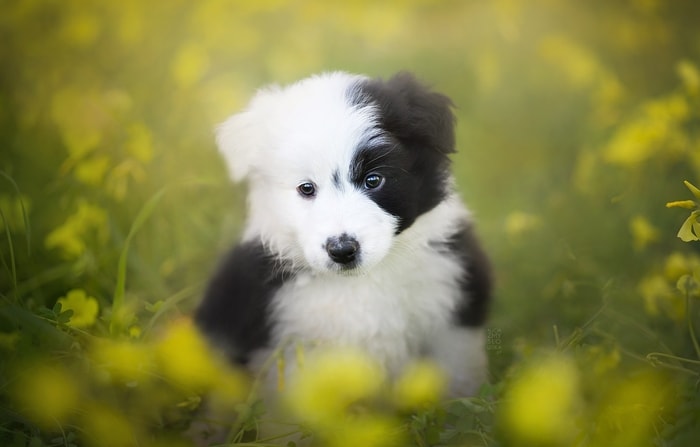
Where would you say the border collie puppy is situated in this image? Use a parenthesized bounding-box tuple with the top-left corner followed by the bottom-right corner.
(195, 72, 492, 397)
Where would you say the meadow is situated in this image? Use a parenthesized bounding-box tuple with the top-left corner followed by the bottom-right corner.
(1, 1, 700, 445)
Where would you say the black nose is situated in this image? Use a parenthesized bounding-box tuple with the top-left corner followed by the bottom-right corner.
(326, 234, 360, 265)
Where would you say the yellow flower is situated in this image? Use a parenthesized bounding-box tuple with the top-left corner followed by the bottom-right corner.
(171, 42, 210, 88)
(285, 348, 385, 424)
(504, 211, 541, 239)
(677, 211, 700, 242)
(501, 354, 580, 445)
(663, 252, 700, 281)
(327, 415, 401, 447)
(124, 122, 154, 164)
(50, 88, 104, 158)
(73, 154, 111, 186)
(603, 94, 689, 166)
(12, 364, 80, 428)
(638, 275, 684, 321)
(207, 368, 250, 415)
(630, 215, 659, 251)
(155, 319, 244, 395)
(57, 289, 99, 328)
(82, 403, 137, 447)
(45, 225, 85, 258)
(45, 201, 108, 259)
(91, 339, 153, 384)
(392, 360, 446, 410)
(593, 372, 671, 446)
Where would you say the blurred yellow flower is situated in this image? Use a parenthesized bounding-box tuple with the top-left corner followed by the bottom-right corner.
(663, 252, 700, 281)
(74, 154, 111, 186)
(630, 215, 659, 251)
(327, 415, 401, 447)
(501, 355, 580, 445)
(45, 225, 85, 258)
(392, 360, 446, 410)
(171, 42, 210, 88)
(504, 211, 542, 238)
(82, 403, 136, 447)
(91, 339, 153, 384)
(45, 201, 108, 259)
(125, 122, 154, 163)
(50, 88, 105, 158)
(638, 274, 684, 320)
(156, 319, 217, 389)
(285, 348, 385, 424)
(594, 372, 670, 447)
(105, 159, 147, 201)
(12, 364, 80, 429)
(207, 368, 250, 415)
(155, 319, 244, 396)
(128, 325, 142, 339)
(604, 94, 689, 166)
(57, 289, 99, 328)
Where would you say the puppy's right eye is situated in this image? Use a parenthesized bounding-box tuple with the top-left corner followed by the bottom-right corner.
(297, 182, 317, 198)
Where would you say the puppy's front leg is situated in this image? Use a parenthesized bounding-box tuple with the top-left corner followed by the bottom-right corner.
(195, 240, 286, 365)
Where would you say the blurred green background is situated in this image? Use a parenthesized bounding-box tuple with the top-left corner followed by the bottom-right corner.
(2, 0, 700, 446)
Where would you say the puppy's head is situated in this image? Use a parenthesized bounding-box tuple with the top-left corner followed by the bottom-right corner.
(217, 72, 456, 274)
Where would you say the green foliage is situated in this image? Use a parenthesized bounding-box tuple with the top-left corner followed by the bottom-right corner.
(2, 0, 700, 446)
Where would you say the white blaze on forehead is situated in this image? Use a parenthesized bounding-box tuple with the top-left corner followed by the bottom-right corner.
(258, 73, 378, 183)
(216, 71, 380, 186)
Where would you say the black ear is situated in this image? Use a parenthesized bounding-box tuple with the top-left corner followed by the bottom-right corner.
(352, 72, 456, 156)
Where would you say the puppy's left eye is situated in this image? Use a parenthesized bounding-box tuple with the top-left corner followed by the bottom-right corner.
(364, 173, 384, 190)
(297, 181, 317, 198)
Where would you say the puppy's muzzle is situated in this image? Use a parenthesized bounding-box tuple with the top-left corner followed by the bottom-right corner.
(326, 234, 360, 265)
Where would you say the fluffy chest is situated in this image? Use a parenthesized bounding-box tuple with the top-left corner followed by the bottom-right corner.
(268, 244, 464, 371)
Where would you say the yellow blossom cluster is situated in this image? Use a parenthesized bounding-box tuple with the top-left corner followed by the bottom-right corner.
(281, 348, 447, 447)
(8, 319, 248, 445)
(639, 251, 700, 320)
(499, 351, 671, 447)
(44, 201, 108, 259)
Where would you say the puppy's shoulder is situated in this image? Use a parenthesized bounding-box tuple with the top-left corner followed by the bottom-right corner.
(445, 223, 493, 327)
(195, 240, 288, 363)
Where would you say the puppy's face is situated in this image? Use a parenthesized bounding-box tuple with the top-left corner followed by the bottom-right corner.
(217, 72, 456, 274)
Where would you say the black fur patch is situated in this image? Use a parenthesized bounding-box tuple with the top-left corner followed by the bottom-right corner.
(194, 241, 291, 364)
(347, 73, 456, 232)
(444, 224, 492, 327)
